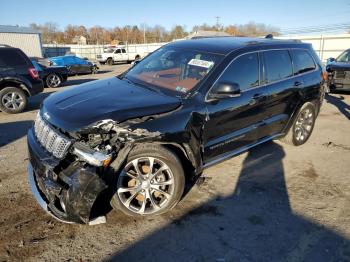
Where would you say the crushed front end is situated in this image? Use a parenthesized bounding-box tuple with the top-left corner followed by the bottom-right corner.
(27, 112, 157, 224)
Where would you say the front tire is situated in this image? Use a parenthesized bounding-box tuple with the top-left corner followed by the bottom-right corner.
(281, 102, 316, 146)
(111, 145, 185, 217)
(0, 87, 27, 114)
(45, 73, 62, 88)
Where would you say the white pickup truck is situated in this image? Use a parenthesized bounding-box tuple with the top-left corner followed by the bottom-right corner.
(96, 47, 143, 65)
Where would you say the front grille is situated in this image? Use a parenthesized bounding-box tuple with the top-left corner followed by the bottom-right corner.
(34, 113, 71, 159)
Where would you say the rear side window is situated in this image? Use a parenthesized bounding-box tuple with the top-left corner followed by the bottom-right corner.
(291, 49, 316, 74)
(0, 49, 29, 67)
(122, 49, 126, 53)
(263, 50, 293, 83)
(219, 53, 259, 91)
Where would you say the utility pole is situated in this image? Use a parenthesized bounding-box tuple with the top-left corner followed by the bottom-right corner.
(215, 16, 221, 31)
(143, 23, 146, 44)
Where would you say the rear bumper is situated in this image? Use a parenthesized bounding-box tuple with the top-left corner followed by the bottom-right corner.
(28, 80, 44, 96)
(27, 128, 107, 224)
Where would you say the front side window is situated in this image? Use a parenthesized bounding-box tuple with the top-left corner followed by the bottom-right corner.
(263, 50, 293, 83)
(115, 49, 121, 54)
(124, 47, 223, 95)
(217, 53, 260, 91)
(336, 50, 350, 62)
(291, 49, 316, 74)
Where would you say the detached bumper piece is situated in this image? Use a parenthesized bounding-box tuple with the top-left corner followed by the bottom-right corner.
(27, 128, 107, 224)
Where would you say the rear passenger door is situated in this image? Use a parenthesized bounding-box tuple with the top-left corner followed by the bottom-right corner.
(256, 49, 302, 139)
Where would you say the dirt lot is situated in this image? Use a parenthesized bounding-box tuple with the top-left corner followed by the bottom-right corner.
(0, 64, 350, 262)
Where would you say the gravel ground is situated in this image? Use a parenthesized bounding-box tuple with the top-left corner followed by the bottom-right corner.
(0, 64, 350, 262)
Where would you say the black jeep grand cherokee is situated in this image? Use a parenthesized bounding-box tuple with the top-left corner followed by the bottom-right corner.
(27, 37, 325, 224)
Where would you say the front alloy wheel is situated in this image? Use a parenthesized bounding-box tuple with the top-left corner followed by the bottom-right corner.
(111, 145, 185, 216)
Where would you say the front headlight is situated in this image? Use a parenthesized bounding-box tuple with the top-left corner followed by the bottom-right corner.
(73, 145, 112, 167)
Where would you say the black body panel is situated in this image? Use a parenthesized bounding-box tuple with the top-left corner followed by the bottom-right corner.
(27, 37, 324, 223)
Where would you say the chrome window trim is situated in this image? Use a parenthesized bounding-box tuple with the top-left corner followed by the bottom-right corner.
(205, 47, 319, 102)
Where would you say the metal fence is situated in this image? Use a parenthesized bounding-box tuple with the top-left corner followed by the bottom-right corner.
(42, 43, 166, 60)
(278, 34, 350, 62)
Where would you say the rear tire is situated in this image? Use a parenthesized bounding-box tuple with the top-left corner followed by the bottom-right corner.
(107, 58, 113, 66)
(111, 145, 185, 217)
(45, 73, 62, 88)
(0, 87, 27, 114)
(280, 102, 316, 146)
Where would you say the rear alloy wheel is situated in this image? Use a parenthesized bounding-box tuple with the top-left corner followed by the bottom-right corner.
(107, 58, 113, 66)
(281, 102, 316, 146)
(0, 87, 27, 114)
(46, 73, 62, 88)
(92, 66, 98, 74)
(111, 145, 185, 216)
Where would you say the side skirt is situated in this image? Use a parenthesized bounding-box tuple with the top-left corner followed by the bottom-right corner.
(203, 133, 284, 169)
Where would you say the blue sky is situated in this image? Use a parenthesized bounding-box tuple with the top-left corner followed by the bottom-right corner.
(1, 0, 349, 32)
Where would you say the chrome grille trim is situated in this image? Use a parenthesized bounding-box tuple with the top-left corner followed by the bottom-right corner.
(34, 113, 71, 159)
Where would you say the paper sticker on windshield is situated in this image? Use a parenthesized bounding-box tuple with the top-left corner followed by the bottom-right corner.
(188, 59, 214, 69)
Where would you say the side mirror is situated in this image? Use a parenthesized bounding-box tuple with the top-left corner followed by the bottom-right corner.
(131, 60, 141, 67)
(328, 57, 336, 63)
(210, 82, 241, 99)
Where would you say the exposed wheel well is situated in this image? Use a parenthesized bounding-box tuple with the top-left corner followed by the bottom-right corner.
(0, 81, 30, 97)
(135, 55, 140, 60)
(130, 142, 195, 178)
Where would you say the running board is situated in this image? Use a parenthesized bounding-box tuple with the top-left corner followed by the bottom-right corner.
(203, 133, 283, 169)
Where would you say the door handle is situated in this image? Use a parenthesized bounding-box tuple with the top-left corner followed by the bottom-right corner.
(294, 81, 302, 87)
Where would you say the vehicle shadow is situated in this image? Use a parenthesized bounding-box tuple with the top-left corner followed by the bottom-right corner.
(26, 91, 56, 112)
(0, 120, 33, 148)
(107, 142, 350, 262)
(64, 78, 96, 86)
(325, 93, 350, 120)
(96, 70, 113, 74)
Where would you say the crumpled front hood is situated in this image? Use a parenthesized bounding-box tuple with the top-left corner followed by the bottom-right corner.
(327, 62, 350, 72)
(42, 77, 181, 132)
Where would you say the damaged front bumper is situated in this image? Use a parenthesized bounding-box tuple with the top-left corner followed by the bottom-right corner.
(27, 128, 107, 224)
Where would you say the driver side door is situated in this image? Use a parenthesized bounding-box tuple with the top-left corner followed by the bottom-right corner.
(203, 52, 266, 165)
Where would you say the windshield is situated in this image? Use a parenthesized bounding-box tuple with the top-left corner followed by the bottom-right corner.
(336, 50, 350, 62)
(104, 49, 115, 53)
(124, 47, 223, 95)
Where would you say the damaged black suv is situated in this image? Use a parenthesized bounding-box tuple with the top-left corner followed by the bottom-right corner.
(27, 37, 325, 224)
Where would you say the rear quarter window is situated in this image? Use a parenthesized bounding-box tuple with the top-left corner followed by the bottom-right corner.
(291, 49, 316, 74)
(0, 49, 29, 67)
(263, 50, 293, 83)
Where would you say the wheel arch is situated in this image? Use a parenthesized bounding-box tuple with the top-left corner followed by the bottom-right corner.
(128, 142, 198, 178)
(0, 79, 31, 97)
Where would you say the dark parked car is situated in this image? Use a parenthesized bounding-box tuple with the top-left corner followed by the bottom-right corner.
(0, 47, 43, 113)
(48, 55, 98, 75)
(27, 37, 325, 224)
(31, 59, 68, 88)
(326, 49, 350, 92)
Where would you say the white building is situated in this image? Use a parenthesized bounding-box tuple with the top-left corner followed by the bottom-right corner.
(0, 25, 43, 57)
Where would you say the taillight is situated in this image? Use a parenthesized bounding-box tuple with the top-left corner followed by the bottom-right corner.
(322, 71, 328, 81)
(28, 67, 39, 80)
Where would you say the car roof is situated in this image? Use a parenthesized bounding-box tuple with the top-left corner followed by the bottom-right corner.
(166, 37, 307, 55)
